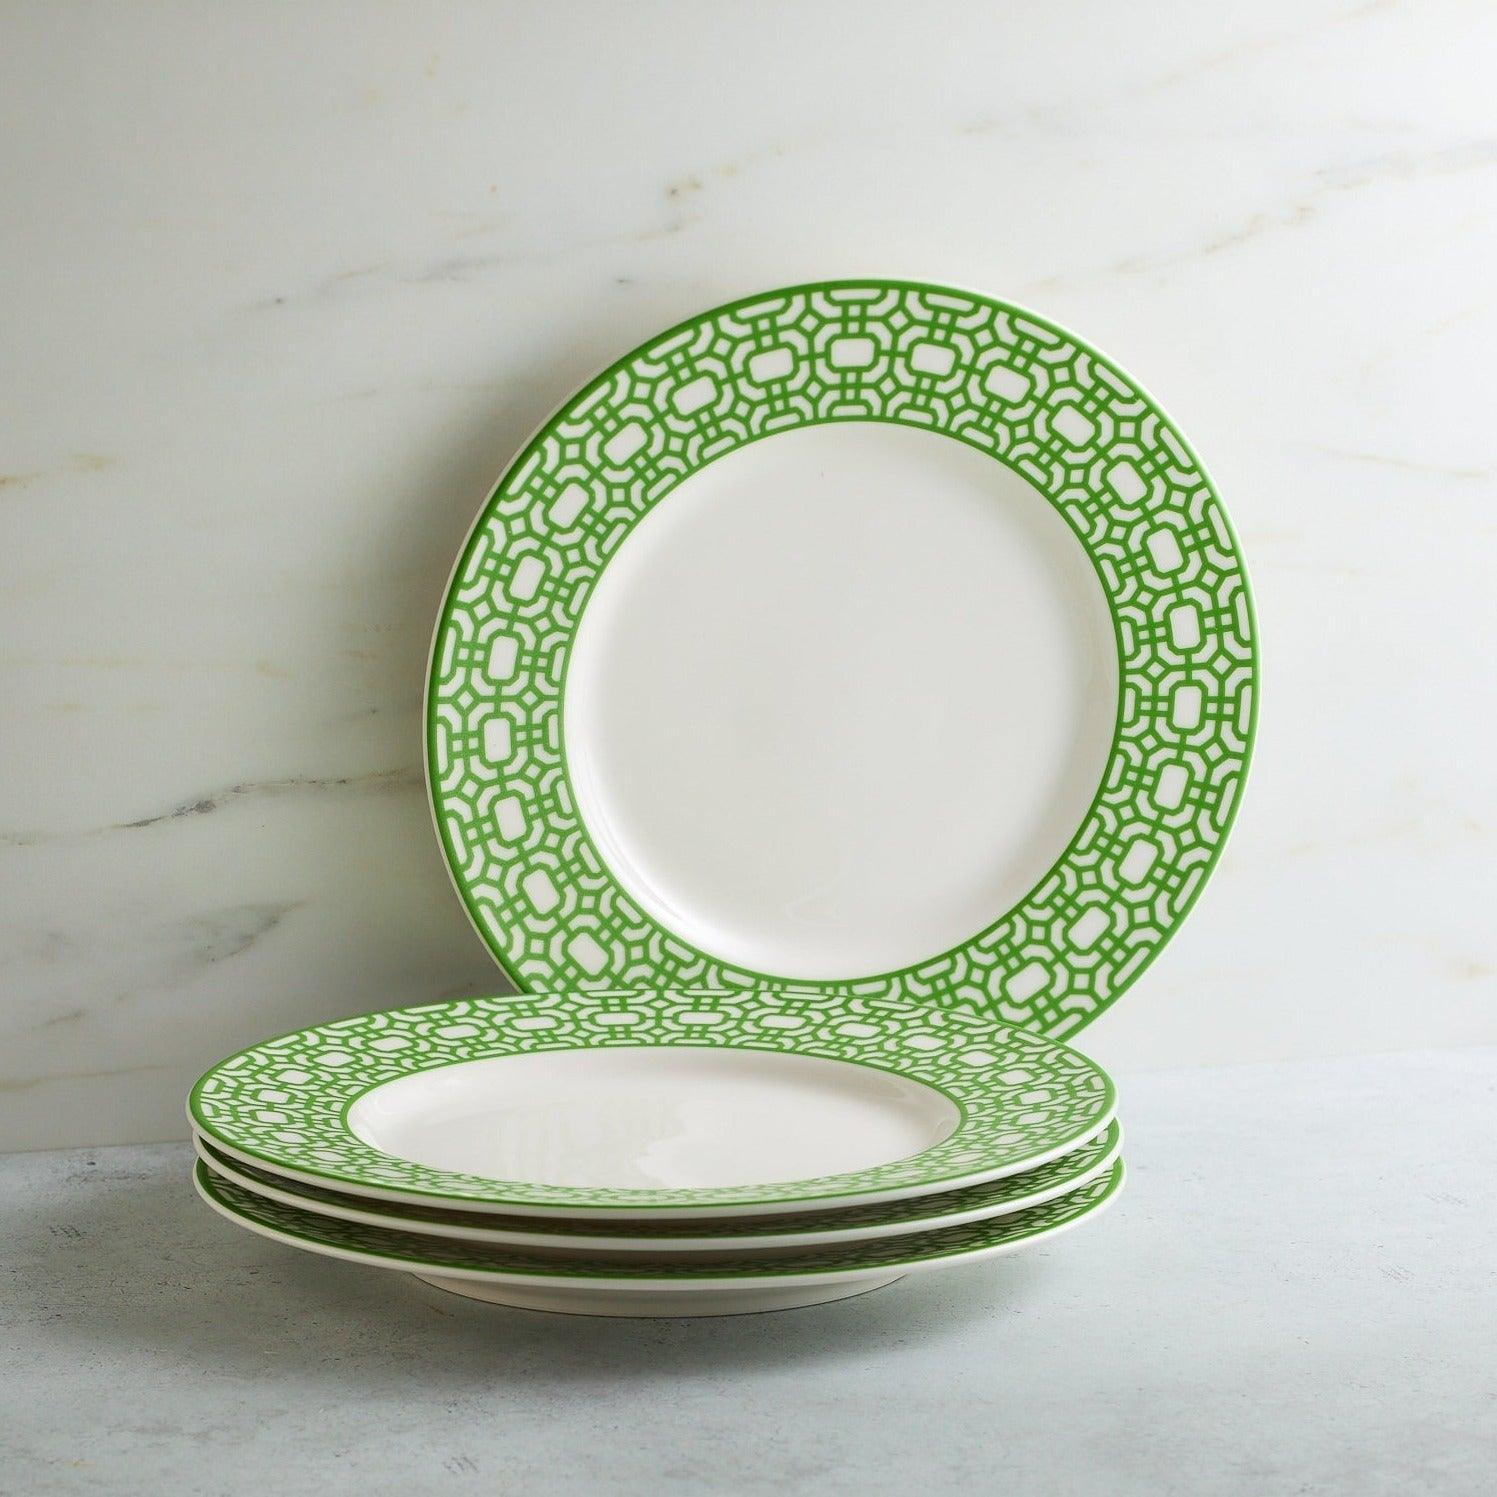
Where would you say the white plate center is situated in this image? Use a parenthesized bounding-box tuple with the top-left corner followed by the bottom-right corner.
(347, 1047, 959, 1190)
(565, 421, 1118, 979)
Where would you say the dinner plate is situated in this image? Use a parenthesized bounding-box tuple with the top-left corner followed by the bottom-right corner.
(427, 279, 1257, 1036)
(188, 989, 1114, 1218)
(193, 1121, 1121, 1250)
(195, 1158, 1125, 1317)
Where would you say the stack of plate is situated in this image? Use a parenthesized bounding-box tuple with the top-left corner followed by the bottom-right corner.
(191, 989, 1123, 1315)
(190, 280, 1255, 1316)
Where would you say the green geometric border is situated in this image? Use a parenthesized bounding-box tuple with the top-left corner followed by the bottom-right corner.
(196, 1158, 1125, 1284)
(188, 988, 1115, 1211)
(427, 280, 1257, 1034)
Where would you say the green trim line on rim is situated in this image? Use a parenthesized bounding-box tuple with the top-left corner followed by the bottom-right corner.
(426, 278, 1258, 1034)
(196, 1159, 1125, 1284)
(188, 989, 1116, 1213)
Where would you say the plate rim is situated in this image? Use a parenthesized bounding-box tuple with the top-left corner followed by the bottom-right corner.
(192, 1121, 1123, 1250)
(424, 276, 1260, 1032)
(194, 1156, 1125, 1290)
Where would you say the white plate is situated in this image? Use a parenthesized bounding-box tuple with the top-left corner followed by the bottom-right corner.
(427, 280, 1259, 1036)
(196, 1158, 1124, 1318)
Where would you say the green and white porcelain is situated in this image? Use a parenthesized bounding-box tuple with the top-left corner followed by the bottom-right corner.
(427, 279, 1257, 1036)
(193, 1122, 1121, 1251)
(196, 1158, 1125, 1317)
(189, 989, 1115, 1218)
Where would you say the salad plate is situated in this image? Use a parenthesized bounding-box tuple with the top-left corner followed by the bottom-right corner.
(193, 1122, 1121, 1251)
(195, 1158, 1125, 1317)
(428, 278, 1257, 1036)
(188, 988, 1114, 1218)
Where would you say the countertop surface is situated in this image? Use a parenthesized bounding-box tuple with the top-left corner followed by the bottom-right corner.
(4, 1047, 1493, 1495)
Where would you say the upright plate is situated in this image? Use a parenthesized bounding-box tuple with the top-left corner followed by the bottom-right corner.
(193, 1123, 1122, 1251)
(188, 988, 1115, 1218)
(428, 279, 1256, 1036)
(196, 1159, 1125, 1318)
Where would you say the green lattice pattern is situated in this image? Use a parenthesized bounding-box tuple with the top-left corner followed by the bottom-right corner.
(197, 1159, 1124, 1281)
(189, 989, 1114, 1210)
(427, 280, 1256, 1034)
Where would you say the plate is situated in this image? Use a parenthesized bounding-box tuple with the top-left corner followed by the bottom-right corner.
(193, 1122, 1121, 1250)
(188, 989, 1114, 1217)
(195, 1158, 1125, 1317)
(427, 279, 1257, 1036)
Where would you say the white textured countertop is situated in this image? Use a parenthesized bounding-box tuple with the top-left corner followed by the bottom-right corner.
(4, 1048, 1492, 1495)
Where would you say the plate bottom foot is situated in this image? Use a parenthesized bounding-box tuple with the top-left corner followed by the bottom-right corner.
(413, 1271, 905, 1318)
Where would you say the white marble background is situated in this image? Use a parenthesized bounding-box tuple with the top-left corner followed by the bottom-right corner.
(3, 1, 1494, 1150)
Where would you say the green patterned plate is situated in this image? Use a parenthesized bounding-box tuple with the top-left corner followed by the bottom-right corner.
(193, 1122, 1121, 1250)
(189, 989, 1115, 1218)
(427, 279, 1256, 1035)
(195, 1158, 1124, 1317)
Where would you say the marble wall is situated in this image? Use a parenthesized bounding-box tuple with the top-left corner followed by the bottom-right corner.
(4, 1, 1494, 1149)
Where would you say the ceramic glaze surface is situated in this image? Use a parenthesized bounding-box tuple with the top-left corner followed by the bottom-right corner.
(347, 1047, 959, 1189)
(566, 422, 1116, 978)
